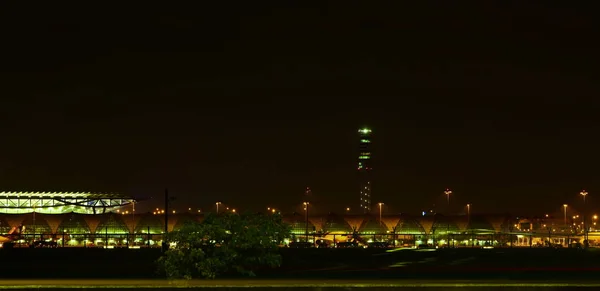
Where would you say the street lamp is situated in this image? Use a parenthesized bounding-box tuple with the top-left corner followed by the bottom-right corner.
(563, 204, 568, 226)
(466, 204, 471, 228)
(32, 206, 36, 242)
(378, 203, 384, 228)
(444, 189, 452, 247)
(444, 189, 452, 208)
(216, 202, 222, 214)
(132, 200, 136, 246)
(303, 202, 310, 243)
(580, 190, 588, 244)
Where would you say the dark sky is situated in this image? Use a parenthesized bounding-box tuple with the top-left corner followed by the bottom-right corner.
(0, 3, 598, 215)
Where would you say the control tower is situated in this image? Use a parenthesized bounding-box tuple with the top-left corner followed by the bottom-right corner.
(358, 128, 372, 213)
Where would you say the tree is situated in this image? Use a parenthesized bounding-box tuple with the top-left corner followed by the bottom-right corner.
(157, 212, 291, 279)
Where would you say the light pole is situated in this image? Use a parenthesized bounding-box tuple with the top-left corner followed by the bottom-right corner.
(216, 202, 221, 214)
(466, 204, 471, 228)
(303, 202, 310, 243)
(580, 190, 588, 244)
(32, 206, 36, 243)
(563, 204, 568, 227)
(444, 189, 452, 209)
(132, 200, 136, 246)
(444, 189, 452, 246)
(378, 203, 384, 227)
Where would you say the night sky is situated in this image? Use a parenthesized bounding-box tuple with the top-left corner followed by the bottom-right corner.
(0, 3, 598, 215)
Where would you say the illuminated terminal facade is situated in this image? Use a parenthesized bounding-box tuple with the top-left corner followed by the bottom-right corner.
(358, 128, 372, 213)
(0, 191, 594, 248)
(0, 191, 135, 214)
(0, 209, 592, 248)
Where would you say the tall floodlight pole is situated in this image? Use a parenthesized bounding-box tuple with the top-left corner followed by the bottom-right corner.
(444, 189, 452, 207)
(303, 202, 310, 243)
(216, 202, 222, 214)
(378, 203, 384, 227)
(132, 200, 136, 246)
(32, 206, 36, 243)
(444, 189, 452, 246)
(580, 190, 588, 244)
(466, 204, 471, 228)
(563, 204, 568, 227)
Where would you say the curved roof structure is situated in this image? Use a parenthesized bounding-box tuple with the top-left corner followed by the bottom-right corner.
(0, 191, 135, 214)
(281, 213, 512, 235)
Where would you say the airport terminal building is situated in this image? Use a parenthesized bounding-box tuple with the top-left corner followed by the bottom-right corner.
(0, 191, 593, 248)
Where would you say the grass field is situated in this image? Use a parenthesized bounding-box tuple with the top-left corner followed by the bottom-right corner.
(1, 247, 599, 280)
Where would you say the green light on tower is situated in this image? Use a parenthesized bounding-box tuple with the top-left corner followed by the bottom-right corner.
(358, 128, 372, 134)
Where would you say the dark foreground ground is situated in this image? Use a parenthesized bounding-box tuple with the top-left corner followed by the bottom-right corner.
(2, 247, 600, 286)
(3, 279, 600, 290)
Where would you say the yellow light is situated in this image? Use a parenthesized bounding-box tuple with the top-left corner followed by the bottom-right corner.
(188, 208, 191, 211)
(594, 215, 598, 220)
(232, 209, 236, 213)
(172, 210, 176, 214)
